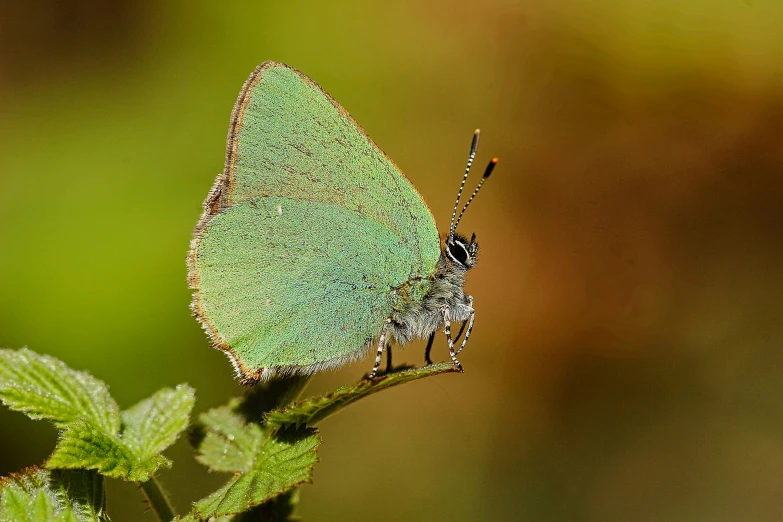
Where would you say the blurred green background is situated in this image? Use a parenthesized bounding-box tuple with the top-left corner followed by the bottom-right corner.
(2, 0, 783, 520)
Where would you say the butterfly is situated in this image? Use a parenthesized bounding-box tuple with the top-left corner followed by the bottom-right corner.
(187, 61, 496, 383)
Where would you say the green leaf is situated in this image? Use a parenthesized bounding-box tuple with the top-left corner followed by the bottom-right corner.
(47, 421, 168, 482)
(0, 467, 107, 522)
(0, 348, 120, 433)
(194, 405, 264, 473)
(0, 348, 194, 482)
(177, 515, 232, 522)
(184, 380, 316, 521)
(45, 386, 194, 482)
(122, 384, 196, 459)
(189, 428, 320, 520)
(265, 362, 460, 429)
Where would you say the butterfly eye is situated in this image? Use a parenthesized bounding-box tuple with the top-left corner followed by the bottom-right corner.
(447, 240, 470, 267)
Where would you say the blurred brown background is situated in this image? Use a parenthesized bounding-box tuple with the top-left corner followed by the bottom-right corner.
(2, 1, 783, 520)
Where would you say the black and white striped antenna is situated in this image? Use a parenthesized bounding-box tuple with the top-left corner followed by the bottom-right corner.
(448, 129, 480, 241)
(453, 157, 498, 230)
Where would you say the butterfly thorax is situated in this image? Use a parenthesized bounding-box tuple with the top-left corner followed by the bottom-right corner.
(388, 234, 477, 345)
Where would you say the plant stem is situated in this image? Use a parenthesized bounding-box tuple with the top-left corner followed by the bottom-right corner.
(141, 477, 176, 521)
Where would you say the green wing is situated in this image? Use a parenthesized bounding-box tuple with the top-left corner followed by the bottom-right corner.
(195, 196, 417, 376)
(188, 62, 440, 381)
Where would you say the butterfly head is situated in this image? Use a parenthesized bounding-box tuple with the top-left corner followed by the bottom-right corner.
(445, 129, 497, 271)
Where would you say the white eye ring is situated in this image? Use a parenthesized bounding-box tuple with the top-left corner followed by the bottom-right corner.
(446, 240, 471, 266)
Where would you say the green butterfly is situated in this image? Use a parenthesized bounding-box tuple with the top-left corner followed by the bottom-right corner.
(187, 62, 496, 383)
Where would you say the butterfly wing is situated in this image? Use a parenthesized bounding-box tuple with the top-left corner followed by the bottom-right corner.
(188, 62, 440, 381)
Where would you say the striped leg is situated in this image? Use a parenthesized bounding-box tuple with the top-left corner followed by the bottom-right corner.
(427, 320, 465, 365)
(441, 307, 464, 372)
(455, 295, 474, 355)
(369, 319, 392, 379)
(453, 319, 468, 344)
(455, 311, 475, 356)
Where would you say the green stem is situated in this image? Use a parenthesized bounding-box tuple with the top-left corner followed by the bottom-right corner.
(141, 477, 176, 521)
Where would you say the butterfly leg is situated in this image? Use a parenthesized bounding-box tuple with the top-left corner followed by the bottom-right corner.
(425, 320, 465, 365)
(441, 307, 464, 372)
(385, 342, 393, 373)
(424, 332, 435, 365)
(453, 319, 468, 344)
(369, 319, 392, 379)
(455, 311, 475, 356)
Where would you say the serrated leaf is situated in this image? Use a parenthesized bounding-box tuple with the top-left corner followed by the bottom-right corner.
(189, 428, 320, 520)
(265, 362, 460, 429)
(47, 420, 170, 483)
(0, 349, 194, 483)
(0, 467, 107, 522)
(122, 384, 195, 459)
(0, 348, 120, 433)
(177, 514, 232, 522)
(195, 406, 264, 473)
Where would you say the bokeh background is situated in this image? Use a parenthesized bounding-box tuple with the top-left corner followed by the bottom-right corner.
(2, 1, 783, 520)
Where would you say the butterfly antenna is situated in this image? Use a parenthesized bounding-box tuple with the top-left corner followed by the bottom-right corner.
(454, 157, 498, 230)
(449, 129, 480, 241)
